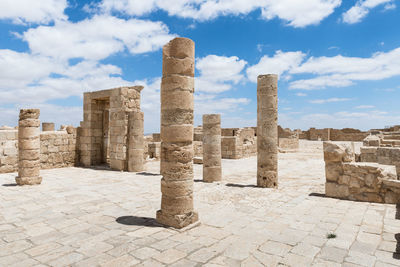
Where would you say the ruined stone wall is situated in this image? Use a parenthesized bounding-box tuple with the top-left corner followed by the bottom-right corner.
(360, 146, 400, 178)
(221, 136, 241, 159)
(40, 128, 77, 169)
(80, 86, 143, 170)
(330, 128, 368, 141)
(221, 127, 256, 159)
(278, 138, 299, 150)
(309, 128, 330, 141)
(0, 127, 78, 173)
(301, 128, 368, 142)
(278, 126, 299, 150)
(324, 142, 400, 204)
(0, 129, 18, 173)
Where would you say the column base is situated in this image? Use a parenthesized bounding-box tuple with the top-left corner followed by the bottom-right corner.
(257, 171, 278, 188)
(15, 176, 42, 185)
(156, 210, 199, 229)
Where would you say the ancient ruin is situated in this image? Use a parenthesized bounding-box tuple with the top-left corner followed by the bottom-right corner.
(324, 141, 400, 203)
(156, 37, 199, 229)
(202, 114, 222, 183)
(127, 111, 144, 172)
(79, 86, 144, 171)
(16, 109, 42, 185)
(0, 33, 399, 264)
(42, 122, 55, 132)
(257, 74, 278, 188)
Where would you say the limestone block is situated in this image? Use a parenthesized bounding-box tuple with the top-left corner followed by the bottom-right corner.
(325, 182, 350, 198)
(363, 135, 381, 147)
(323, 141, 354, 162)
(42, 122, 55, 131)
(325, 162, 343, 182)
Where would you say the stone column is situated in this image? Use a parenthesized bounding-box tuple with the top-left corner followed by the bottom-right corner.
(16, 109, 42, 185)
(128, 111, 144, 172)
(42, 122, 54, 131)
(156, 37, 199, 229)
(203, 114, 222, 182)
(257, 74, 278, 188)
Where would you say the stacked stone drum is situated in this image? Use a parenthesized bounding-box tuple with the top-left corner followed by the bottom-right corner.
(203, 114, 222, 183)
(156, 37, 199, 229)
(16, 109, 42, 185)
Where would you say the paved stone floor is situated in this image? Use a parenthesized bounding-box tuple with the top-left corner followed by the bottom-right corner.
(0, 141, 399, 266)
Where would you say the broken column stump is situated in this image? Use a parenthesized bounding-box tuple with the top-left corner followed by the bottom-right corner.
(16, 109, 42, 185)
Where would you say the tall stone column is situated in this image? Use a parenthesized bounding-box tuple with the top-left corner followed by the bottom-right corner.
(257, 74, 278, 188)
(16, 109, 42, 185)
(128, 111, 144, 172)
(203, 114, 222, 183)
(156, 37, 199, 229)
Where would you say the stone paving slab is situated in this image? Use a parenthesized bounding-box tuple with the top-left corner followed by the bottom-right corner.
(0, 141, 400, 266)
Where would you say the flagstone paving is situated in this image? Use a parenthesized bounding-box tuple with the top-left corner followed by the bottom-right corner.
(0, 141, 399, 266)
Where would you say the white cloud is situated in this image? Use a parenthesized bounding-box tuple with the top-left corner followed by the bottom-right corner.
(195, 97, 250, 114)
(309, 97, 351, 104)
(296, 92, 307, 97)
(22, 15, 176, 60)
(0, 104, 82, 129)
(0, 49, 131, 104)
(260, 0, 342, 27)
(342, 0, 394, 24)
(355, 105, 375, 109)
(196, 55, 247, 93)
(0, 0, 67, 24)
(289, 47, 400, 90)
(95, 0, 342, 28)
(246, 50, 306, 82)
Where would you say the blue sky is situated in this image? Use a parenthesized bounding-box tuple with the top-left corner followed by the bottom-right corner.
(0, 0, 399, 133)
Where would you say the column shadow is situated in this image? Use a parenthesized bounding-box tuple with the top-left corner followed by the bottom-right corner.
(2, 183, 17, 187)
(116, 216, 163, 228)
(225, 183, 257, 188)
(137, 172, 160, 176)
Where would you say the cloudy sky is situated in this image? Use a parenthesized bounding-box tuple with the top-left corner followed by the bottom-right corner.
(0, 0, 399, 132)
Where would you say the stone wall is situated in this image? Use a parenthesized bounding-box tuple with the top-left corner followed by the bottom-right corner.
(221, 127, 257, 159)
(278, 138, 299, 150)
(0, 127, 78, 173)
(301, 128, 368, 142)
(330, 128, 368, 142)
(40, 127, 77, 169)
(324, 142, 400, 204)
(360, 146, 400, 178)
(0, 129, 18, 173)
(278, 126, 299, 151)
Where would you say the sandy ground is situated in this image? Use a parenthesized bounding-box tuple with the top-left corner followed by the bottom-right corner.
(0, 140, 399, 266)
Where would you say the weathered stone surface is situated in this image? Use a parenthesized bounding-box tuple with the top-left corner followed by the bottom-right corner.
(42, 122, 55, 132)
(79, 86, 143, 170)
(324, 141, 400, 203)
(203, 114, 222, 183)
(157, 37, 198, 229)
(323, 142, 354, 162)
(16, 109, 42, 185)
(257, 74, 278, 188)
(128, 111, 144, 172)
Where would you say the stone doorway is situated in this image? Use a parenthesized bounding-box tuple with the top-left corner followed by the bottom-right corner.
(79, 86, 143, 171)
